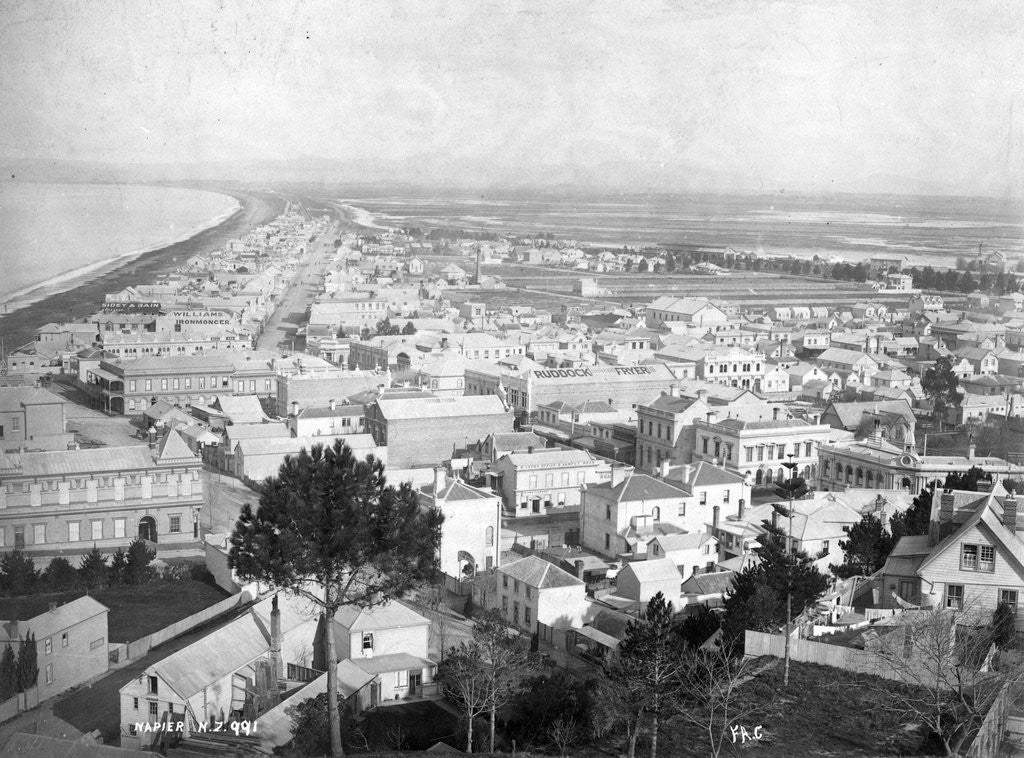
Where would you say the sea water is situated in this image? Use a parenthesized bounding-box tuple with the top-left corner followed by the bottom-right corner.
(0, 182, 240, 304)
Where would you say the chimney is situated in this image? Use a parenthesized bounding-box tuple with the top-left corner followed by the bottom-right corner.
(692, 565, 700, 578)
(683, 464, 693, 485)
(291, 400, 300, 417)
(610, 465, 625, 488)
(329, 398, 336, 411)
(660, 459, 671, 479)
(527, 445, 535, 454)
(1004, 493, 1019, 531)
(48, 602, 57, 613)
(574, 559, 585, 579)
(939, 490, 955, 521)
(434, 466, 446, 494)
(706, 410, 718, 424)
(696, 389, 708, 402)
(967, 442, 976, 461)
(270, 595, 283, 680)
(737, 498, 745, 520)
(713, 505, 720, 527)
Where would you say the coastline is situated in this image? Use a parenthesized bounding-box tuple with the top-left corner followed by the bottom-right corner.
(0, 198, 242, 313)
(0, 188, 286, 352)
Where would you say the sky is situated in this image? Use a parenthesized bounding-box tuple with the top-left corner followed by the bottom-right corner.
(1, 0, 1023, 196)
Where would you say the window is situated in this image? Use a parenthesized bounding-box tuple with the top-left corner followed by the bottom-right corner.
(605, 504, 611, 520)
(822, 541, 830, 553)
(160, 378, 168, 390)
(502, 595, 508, 610)
(148, 675, 158, 694)
(604, 533, 610, 550)
(980, 545, 995, 572)
(485, 526, 494, 547)
(525, 585, 532, 599)
(169, 515, 181, 534)
(14, 527, 24, 550)
(90, 637, 105, 650)
(524, 606, 532, 625)
(172, 378, 180, 390)
(149, 701, 158, 717)
(961, 544, 978, 570)
(745, 447, 754, 463)
(68, 522, 80, 542)
(44, 638, 52, 655)
(33, 524, 45, 545)
(528, 475, 537, 489)
(513, 602, 520, 623)
(514, 580, 520, 593)
(999, 589, 1019, 612)
(184, 378, 192, 390)
(702, 437, 709, 454)
(61, 632, 68, 647)
(91, 520, 102, 541)
(502, 575, 508, 589)
(945, 584, 964, 609)
(699, 492, 707, 506)
(652, 506, 661, 522)
(723, 489, 731, 503)
(362, 633, 374, 651)
(805, 441, 812, 457)
(45, 664, 53, 685)
(133, 697, 139, 710)
(114, 519, 126, 539)
(144, 379, 152, 391)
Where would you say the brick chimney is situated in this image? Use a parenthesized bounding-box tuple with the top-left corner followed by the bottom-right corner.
(574, 559, 585, 579)
(660, 459, 671, 479)
(329, 398, 336, 411)
(270, 595, 283, 680)
(1003, 494, 1018, 531)
(713, 505, 720, 527)
(737, 498, 745, 520)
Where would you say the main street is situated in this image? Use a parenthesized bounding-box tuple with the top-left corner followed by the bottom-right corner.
(256, 218, 341, 353)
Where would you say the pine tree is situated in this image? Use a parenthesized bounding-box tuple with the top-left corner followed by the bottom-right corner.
(15, 634, 37, 692)
(124, 538, 156, 585)
(830, 514, 896, 578)
(78, 547, 109, 590)
(42, 557, 80, 592)
(109, 549, 128, 586)
(0, 644, 15, 700)
(0, 551, 38, 596)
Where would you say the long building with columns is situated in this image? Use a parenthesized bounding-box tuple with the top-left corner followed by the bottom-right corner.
(816, 437, 1024, 495)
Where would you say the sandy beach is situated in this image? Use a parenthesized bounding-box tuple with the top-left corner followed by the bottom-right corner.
(0, 188, 286, 352)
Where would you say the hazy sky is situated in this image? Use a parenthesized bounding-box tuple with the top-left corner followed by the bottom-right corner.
(2, 0, 1023, 196)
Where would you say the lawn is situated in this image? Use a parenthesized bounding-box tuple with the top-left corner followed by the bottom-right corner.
(0, 579, 231, 643)
(654, 660, 928, 758)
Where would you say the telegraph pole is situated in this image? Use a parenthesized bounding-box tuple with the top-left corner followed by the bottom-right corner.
(781, 453, 799, 687)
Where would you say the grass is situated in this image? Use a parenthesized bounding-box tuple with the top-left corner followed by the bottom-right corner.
(0, 579, 231, 643)
(655, 660, 928, 758)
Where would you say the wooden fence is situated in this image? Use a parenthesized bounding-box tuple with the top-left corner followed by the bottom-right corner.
(745, 630, 931, 686)
(965, 680, 1013, 758)
(0, 686, 39, 724)
(126, 591, 253, 659)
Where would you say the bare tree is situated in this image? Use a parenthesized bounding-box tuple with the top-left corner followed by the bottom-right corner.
(865, 607, 1023, 756)
(437, 640, 490, 753)
(547, 714, 579, 757)
(674, 648, 762, 758)
(419, 584, 453, 661)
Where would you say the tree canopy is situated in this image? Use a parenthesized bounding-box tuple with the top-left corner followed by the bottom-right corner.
(830, 514, 896, 579)
(921, 356, 963, 426)
(229, 441, 443, 756)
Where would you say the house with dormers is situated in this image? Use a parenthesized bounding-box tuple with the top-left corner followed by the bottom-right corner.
(879, 489, 1024, 631)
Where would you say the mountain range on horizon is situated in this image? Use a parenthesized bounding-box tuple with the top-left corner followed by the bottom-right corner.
(4, 155, 1020, 202)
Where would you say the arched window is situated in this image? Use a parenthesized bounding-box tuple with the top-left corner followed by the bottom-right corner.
(855, 468, 864, 486)
(845, 465, 853, 484)
(485, 526, 494, 547)
(652, 506, 661, 522)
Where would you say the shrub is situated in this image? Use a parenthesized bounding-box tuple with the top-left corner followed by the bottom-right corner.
(78, 548, 109, 590)
(124, 538, 157, 585)
(41, 557, 80, 592)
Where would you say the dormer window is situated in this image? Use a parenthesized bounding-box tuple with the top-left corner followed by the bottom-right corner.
(362, 633, 374, 652)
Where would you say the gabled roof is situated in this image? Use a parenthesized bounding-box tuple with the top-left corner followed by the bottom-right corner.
(918, 498, 1024, 578)
(590, 471, 687, 503)
(156, 428, 197, 463)
(0, 595, 108, 642)
(498, 555, 584, 589)
(650, 532, 715, 551)
(680, 570, 735, 596)
(620, 558, 682, 584)
(334, 601, 429, 632)
(688, 461, 746, 488)
(421, 476, 496, 502)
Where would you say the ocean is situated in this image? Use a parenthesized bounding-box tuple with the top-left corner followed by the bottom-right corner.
(337, 193, 1024, 268)
(0, 182, 240, 306)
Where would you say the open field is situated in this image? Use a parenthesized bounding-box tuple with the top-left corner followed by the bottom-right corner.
(0, 579, 230, 643)
(420, 257, 965, 312)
